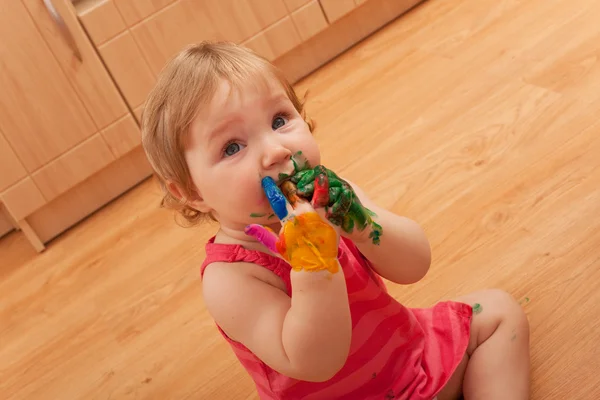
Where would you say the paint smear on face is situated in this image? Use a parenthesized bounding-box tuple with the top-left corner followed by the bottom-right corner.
(291, 150, 310, 174)
(473, 303, 483, 315)
(277, 212, 339, 273)
(250, 212, 266, 218)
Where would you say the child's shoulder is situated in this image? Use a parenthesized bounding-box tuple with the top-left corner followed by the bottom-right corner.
(201, 260, 291, 344)
(202, 260, 288, 296)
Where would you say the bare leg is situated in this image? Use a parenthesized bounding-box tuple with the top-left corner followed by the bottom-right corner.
(437, 289, 531, 400)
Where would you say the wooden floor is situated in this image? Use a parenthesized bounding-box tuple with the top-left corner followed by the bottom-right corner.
(2, 0, 600, 398)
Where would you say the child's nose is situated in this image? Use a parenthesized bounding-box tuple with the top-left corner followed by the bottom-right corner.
(262, 143, 292, 170)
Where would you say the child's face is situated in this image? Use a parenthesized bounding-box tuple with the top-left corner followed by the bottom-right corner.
(184, 77, 320, 231)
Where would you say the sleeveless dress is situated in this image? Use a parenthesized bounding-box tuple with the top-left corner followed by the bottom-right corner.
(200, 236, 473, 400)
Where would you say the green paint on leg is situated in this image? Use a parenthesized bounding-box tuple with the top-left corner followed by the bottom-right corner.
(250, 213, 266, 218)
(519, 297, 530, 305)
(473, 303, 483, 315)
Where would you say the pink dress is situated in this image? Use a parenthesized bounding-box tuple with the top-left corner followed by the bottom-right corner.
(200, 236, 472, 400)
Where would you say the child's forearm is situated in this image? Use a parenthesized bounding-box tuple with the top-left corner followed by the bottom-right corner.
(356, 205, 431, 284)
(281, 266, 351, 382)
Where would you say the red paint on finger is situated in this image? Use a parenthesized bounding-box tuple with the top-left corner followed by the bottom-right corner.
(312, 169, 329, 208)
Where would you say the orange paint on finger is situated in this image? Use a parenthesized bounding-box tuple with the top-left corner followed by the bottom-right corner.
(277, 212, 339, 273)
(280, 181, 303, 207)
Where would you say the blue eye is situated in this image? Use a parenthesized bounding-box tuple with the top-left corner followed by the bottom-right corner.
(223, 142, 245, 157)
(272, 114, 288, 130)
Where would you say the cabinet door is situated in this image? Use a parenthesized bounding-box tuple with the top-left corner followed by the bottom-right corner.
(22, 0, 128, 129)
(0, 0, 97, 172)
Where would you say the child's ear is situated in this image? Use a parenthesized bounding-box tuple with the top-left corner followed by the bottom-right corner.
(166, 181, 212, 213)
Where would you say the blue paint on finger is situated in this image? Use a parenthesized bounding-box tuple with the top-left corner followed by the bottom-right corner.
(262, 176, 288, 220)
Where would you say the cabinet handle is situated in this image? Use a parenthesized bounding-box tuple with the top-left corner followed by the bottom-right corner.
(42, 0, 83, 62)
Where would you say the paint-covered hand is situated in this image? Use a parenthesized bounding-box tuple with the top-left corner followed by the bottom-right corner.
(245, 176, 340, 274)
(290, 165, 383, 245)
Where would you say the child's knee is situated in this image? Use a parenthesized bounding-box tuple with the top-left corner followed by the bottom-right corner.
(487, 289, 529, 334)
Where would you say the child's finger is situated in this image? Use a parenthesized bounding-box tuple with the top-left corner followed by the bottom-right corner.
(261, 176, 293, 221)
(244, 224, 279, 254)
(280, 181, 306, 208)
(312, 165, 330, 208)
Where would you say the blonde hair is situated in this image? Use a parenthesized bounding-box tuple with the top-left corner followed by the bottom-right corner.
(141, 41, 314, 226)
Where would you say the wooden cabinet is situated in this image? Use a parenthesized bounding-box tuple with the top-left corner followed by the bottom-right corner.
(0, 0, 424, 251)
(76, 0, 424, 114)
(0, 0, 151, 251)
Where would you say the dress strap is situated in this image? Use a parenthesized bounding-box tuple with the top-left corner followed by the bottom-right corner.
(200, 236, 293, 294)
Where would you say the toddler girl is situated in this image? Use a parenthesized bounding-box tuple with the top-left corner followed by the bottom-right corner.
(141, 41, 530, 400)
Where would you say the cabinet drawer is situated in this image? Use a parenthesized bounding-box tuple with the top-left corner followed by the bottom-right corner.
(77, 0, 127, 46)
(284, 0, 312, 12)
(130, 1, 220, 76)
(291, 0, 329, 41)
(32, 134, 115, 201)
(101, 114, 142, 158)
(129, 0, 289, 75)
(1, 177, 46, 221)
(113, 0, 176, 25)
(244, 16, 302, 62)
(99, 32, 156, 110)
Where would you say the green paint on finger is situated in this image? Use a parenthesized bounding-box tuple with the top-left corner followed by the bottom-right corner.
(278, 173, 288, 182)
(289, 164, 384, 245)
(473, 303, 483, 315)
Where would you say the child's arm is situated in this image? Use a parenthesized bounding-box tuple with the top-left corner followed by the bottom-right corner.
(202, 261, 351, 382)
(346, 181, 432, 285)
